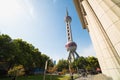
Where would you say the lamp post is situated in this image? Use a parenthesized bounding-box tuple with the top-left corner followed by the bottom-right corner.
(43, 59, 51, 80)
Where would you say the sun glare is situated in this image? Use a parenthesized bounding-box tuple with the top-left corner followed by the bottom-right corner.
(0, 0, 22, 19)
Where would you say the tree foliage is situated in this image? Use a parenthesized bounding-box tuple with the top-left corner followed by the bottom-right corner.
(73, 56, 100, 71)
(12, 39, 42, 73)
(0, 34, 100, 76)
(0, 34, 18, 70)
(73, 56, 88, 69)
(40, 54, 50, 69)
(0, 34, 51, 75)
(85, 56, 100, 70)
(56, 56, 100, 73)
(56, 59, 69, 72)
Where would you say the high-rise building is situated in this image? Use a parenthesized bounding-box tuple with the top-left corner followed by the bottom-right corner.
(73, 0, 120, 80)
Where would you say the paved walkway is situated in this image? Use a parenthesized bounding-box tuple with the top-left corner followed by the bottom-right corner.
(75, 74, 110, 80)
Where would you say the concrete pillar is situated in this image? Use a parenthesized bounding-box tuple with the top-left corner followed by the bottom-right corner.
(80, 0, 120, 80)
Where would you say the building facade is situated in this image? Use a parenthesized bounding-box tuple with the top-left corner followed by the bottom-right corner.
(73, 0, 120, 80)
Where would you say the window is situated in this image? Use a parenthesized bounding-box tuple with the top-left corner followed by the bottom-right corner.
(67, 27, 69, 29)
(68, 33, 70, 36)
(68, 37, 70, 40)
(67, 30, 69, 32)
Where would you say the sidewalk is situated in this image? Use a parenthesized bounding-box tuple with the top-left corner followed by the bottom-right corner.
(75, 74, 110, 80)
(92, 74, 110, 80)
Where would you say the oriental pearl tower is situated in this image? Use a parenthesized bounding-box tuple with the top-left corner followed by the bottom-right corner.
(65, 9, 80, 63)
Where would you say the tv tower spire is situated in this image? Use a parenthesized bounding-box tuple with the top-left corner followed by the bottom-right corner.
(64, 9, 79, 63)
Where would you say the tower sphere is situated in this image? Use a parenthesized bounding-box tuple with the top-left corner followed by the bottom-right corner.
(65, 16, 72, 23)
(65, 41, 77, 51)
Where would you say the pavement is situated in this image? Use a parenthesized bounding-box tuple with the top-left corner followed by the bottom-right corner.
(75, 74, 109, 80)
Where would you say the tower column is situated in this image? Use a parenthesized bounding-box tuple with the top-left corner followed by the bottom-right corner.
(66, 21, 73, 42)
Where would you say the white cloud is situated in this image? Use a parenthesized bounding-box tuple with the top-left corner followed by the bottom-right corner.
(0, 0, 22, 22)
(0, 0, 36, 41)
(12, 0, 35, 19)
(0, 0, 35, 26)
(0, 0, 35, 18)
(23, 0, 35, 18)
(80, 44, 96, 57)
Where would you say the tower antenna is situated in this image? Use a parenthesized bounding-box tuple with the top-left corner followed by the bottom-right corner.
(66, 7, 68, 16)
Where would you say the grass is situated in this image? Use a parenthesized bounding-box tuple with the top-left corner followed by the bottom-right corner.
(0, 74, 71, 80)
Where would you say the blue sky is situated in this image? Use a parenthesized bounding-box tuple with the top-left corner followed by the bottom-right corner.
(0, 0, 96, 62)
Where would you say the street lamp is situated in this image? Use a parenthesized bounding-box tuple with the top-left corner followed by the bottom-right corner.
(43, 59, 52, 80)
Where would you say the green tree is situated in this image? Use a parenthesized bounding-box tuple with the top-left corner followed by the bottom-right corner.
(13, 39, 43, 74)
(0, 34, 19, 70)
(0, 34, 20, 75)
(86, 56, 100, 70)
(0, 34, 53, 75)
(40, 54, 50, 69)
(31, 48, 42, 68)
(72, 56, 100, 72)
(13, 39, 34, 68)
(56, 59, 69, 72)
(73, 56, 88, 69)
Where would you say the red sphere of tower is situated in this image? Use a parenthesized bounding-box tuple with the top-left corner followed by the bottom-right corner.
(65, 41, 77, 52)
(65, 16, 72, 23)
